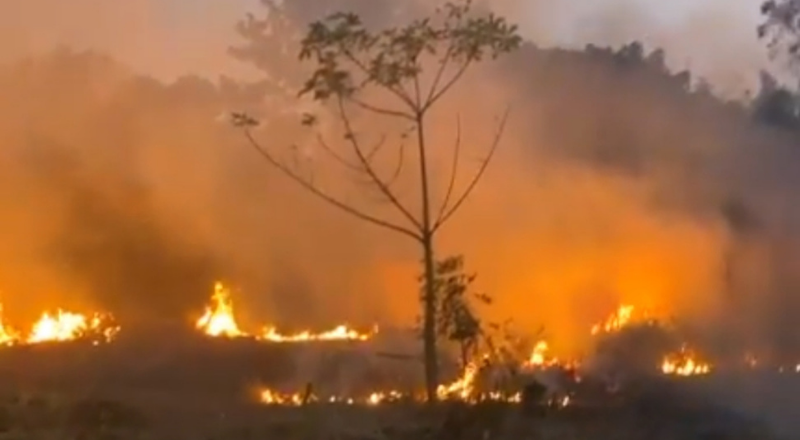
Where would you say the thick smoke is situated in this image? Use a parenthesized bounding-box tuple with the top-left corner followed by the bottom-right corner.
(0, 0, 798, 361)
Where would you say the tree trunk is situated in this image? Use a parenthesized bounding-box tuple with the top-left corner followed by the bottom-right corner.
(421, 233, 439, 403)
(415, 113, 439, 404)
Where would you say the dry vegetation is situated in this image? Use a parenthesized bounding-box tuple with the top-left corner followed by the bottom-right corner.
(1, 1, 800, 439)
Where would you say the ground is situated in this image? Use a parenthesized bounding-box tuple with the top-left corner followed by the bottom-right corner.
(0, 334, 791, 440)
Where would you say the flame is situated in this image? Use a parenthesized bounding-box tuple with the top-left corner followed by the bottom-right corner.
(196, 282, 244, 337)
(0, 305, 20, 345)
(257, 388, 404, 406)
(591, 304, 635, 335)
(0, 303, 118, 346)
(437, 361, 479, 400)
(661, 346, 712, 376)
(527, 340, 550, 366)
(258, 324, 373, 342)
(27, 310, 119, 344)
(196, 282, 375, 342)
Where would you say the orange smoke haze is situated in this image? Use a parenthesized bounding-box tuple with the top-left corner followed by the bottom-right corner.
(0, 0, 792, 357)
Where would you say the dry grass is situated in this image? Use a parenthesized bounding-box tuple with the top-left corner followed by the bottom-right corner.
(0, 393, 780, 440)
(0, 337, 786, 440)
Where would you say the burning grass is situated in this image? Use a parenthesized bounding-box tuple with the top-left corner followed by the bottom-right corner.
(0, 281, 795, 440)
(196, 282, 376, 343)
(0, 305, 118, 346)
(0, 292, 787, 440)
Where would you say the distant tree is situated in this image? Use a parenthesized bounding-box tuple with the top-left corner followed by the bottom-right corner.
(751, 71, 800, 129)
(760, 0, 800, 70)
(232, 0, 520, 402)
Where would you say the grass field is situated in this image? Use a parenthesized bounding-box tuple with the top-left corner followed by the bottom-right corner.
(0, 333, 792, 440)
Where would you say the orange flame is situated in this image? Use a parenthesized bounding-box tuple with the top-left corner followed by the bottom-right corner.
(591, 304, 635, 335)
(196, 282, 375, 342)
(258, 324, 373, 342)
(27, 310, 119, 344)
(0, 304, 118, 346)
(661, 346, 712, 376)
(0, 305, 20, 346)
(196, 282, 244, 337)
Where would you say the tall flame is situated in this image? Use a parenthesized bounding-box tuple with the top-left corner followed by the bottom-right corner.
(196, 282, 244, 337)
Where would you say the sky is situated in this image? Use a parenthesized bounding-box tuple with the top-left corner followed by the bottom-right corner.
(0, 0, 769, 90)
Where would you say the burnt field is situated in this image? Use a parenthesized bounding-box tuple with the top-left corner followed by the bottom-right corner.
(0, 334, 794, 440)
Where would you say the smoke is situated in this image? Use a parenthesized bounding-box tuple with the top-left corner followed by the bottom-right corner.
(0, 0, 798, 364)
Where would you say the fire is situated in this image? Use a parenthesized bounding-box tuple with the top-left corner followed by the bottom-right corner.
(196, 282, 244, 337)
(0, 304, 118, 346)
(661, 346, 712, 376)
(591, 304, 635, 335)
(258, 324, 373, 342)
(527, 340, 550, 366)
(0, 305, 20, 345)
(256, 359, 501, 406)
(196, 282, 375, 342)
(259, 389, 304, 406)
(257, 388, 404, 406)
(437, 360, 479, 400)
(27, 310, 118, 344)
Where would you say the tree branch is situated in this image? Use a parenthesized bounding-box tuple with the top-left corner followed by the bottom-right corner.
(432, 107, 510, 233)
(423, 60, 471, 113)
(315, 133, 361, 171)
(413, 64, 423, 109)
(350, 96, 416, 121)
(424, 45, 454, 107)
(435, 114, 461, 225)
(386, 141, 406, 187)
(337, 97, 423, 231)
(315, 132, 389, 172)
(241, 129, 423, 241)
(341, 49, 418, 110)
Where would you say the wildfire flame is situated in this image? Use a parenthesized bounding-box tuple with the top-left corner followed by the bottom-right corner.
(258, 324, 372, 343)
(591, 304, 635, 335)
(436, 360, 479, 400)
(661, 346, 712, 376)
(257, 359, 496, 406)
(524, 340, 580, 370)
(0, 305, 20, 345)
(527, 340, 550, 367)
(196, 282, 375, 342)
(0, 305, 118, 346)
(27, 310, 119, 344)
(196, 282, 244, 337)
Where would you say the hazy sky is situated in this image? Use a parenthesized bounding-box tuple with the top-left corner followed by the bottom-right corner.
(0, 0, 769, 89)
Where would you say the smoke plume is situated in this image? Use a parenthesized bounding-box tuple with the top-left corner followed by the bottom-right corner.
(0, 0, 798, 363)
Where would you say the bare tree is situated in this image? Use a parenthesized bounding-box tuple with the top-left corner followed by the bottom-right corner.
(232, 0, 520, 402)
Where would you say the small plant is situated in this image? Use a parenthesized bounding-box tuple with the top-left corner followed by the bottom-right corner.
(418, 254, 489, 370)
